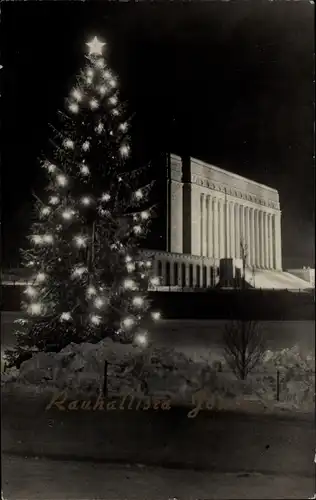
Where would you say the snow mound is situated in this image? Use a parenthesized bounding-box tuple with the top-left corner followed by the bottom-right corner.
(2, 343, 314, 412)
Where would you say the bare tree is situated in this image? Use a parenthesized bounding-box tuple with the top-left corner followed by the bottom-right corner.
(223, 320, 265, 380)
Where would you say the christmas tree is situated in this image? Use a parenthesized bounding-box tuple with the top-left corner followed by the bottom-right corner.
(6, 36, 161, 367)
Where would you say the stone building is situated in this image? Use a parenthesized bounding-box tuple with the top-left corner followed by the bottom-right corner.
(141, 154, 311, 290)
(166, 154, 282, 269)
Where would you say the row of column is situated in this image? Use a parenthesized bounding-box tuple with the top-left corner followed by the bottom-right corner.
(155, 259, 217, 288)
(199, 194, 282, 269)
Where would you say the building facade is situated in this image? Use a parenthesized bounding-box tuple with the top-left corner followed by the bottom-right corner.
(167, 154, 282, 270)
(138, 153, 286, 289)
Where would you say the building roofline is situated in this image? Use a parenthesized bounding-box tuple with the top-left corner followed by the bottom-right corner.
(169, 153, 278, 194)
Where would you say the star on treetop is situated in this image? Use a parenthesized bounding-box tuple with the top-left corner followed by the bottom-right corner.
(86, 37, 105, 56)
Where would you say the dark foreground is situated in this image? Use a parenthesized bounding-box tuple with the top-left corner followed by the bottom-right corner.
(2, 455, 314, 500)
(2, 391, 314, 479)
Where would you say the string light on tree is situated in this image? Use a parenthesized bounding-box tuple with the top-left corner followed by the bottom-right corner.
(96, 58, 105, 69)
(64, 139, 74, 149)
(80, 165, 90, 175)
(90, 99, 99, 110)
(96, 123, 104, 134)
(132, 296, 144, 307)
(56, 174, 68, 186)
(87, 286, 97, 298)
(69, 103, 79, 114)
(109, 96, 118, 106)
(32, 235, 43, 245)
(82, 141, 90, 151)
(135, 189, 143, 200)
(60, 312, 72, 321)
(35, 272, 46, 283)
(81, 196, 91, 206)
(29, 303, 42, 315)
(62, 209, 74, 220)
(43, 234, 54, 244)
(94, 297, 104, 309)
(72, 89, 82, 101)
(133, 225, 142, 234)
(90, 314, 101, 325)
(98, 85, 107, 96)
(72, 266, 87, 278)
(119, 122, 128, 132)
(45, 162, 56, 173)
(140, 211, 149, 220)
(40, 206, 51, 217)
(101, 193, 111, 202)
(151, 311, 161, 321)
(122, 317, 134, 329)
(126, 262, 135, 272)
(123, 279, 137, 290)
(120, 145, 129, 157)
(74, 235, 87, 247)
(24, 286, 37, 298)
(135, 332, 148, 347)
(49, 196, 59, 205)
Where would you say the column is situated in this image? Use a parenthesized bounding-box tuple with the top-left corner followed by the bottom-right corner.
(221, 199, 226, 258)
(225, 198, 230, 258)
(200, 194, 204, 256)
(235, 204, 240, 258)
(259, 211, 264, 268)
(250, 208, 255, 267)
(255, 209, 260, 267)
(213, 198, 219, 258)
(275, 212, 282, 270)
(230, 202, 235, 258)
(218, 200, 222, 258)
(268, 213, 273, 269)
(264, 212, 269, 268)
(245, 206, 251, 265)
(207, 195, 213, 258)
(203, 194, 208, 257)
(191, 185, 201, 256)
(240, 205, 246, 260)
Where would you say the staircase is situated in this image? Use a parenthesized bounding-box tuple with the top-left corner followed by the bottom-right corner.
(244, 268, 313, 290)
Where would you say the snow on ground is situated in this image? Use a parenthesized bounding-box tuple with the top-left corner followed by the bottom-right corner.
(2, 340, 315, 414)
(2, 455, 314, 500)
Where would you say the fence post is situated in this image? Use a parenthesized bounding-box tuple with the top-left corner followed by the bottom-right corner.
(276, 369, 280, 401)
(103, 360, 108, 398)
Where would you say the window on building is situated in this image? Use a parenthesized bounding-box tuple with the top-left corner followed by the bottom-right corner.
(203, 265, 207, 287)
(165, 261, 171, 286)
(196, 265, 201, 287)
(174, 262, 179, 285)
(157, 260, 162, 284)
(189, 264, 194, 287)
(181, 263, 186, 287)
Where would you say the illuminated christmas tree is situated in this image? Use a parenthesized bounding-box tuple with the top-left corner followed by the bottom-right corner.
(6, 36, 161, 367)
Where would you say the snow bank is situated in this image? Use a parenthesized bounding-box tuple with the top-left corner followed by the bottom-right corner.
(2, 343, 314, 412)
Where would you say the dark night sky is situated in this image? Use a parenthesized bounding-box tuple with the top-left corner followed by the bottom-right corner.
(1, 1, 315, 268)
